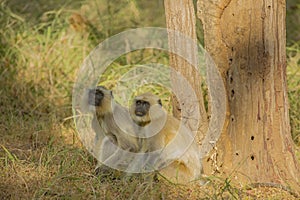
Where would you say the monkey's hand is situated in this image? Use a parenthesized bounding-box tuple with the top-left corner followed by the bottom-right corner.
(95, 165, 124, 182)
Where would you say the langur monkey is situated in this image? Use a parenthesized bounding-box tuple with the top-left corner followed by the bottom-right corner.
(88, 86, 140, 174)
(130, 93, 203, 184)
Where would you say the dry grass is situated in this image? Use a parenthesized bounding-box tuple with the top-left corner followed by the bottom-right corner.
(0, 0, 300, 199)
(287, 43, 300, 146)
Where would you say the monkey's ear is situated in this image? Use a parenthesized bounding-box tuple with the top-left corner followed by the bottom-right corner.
(158, 99, 162, 106)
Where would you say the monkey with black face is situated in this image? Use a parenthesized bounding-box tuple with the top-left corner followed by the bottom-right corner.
(130, 93, 168, 152)
(88, 86, 140, 174)
(130, 93, 203, 184)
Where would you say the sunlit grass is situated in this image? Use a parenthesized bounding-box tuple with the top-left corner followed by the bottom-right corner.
(287, 42, 300, 146)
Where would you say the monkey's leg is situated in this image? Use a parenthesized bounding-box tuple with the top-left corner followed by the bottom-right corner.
(95, 137, 127, 180)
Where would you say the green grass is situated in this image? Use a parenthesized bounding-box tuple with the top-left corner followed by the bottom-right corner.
(0, 0, 300, 199)
(287, 42, 300, 146)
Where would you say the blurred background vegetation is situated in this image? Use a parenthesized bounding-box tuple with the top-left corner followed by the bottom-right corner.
(0, 0, 299, 199)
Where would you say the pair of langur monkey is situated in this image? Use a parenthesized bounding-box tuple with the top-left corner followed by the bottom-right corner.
(88, 86, 202, 184)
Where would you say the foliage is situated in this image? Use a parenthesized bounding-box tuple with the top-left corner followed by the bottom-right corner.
(287, 42, 300, 146)
(287, 0, 300, 43)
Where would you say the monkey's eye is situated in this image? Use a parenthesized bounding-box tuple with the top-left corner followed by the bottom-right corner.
(158, 99, 162, 106)
(136, 100, 141, 105)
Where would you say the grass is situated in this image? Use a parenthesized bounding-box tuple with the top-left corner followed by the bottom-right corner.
(287, 43, 300, 146)
(0, 0, 300, 199)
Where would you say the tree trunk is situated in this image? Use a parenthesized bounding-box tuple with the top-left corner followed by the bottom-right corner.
(164, 0, 208, 144)
(197, 0, 300, 191)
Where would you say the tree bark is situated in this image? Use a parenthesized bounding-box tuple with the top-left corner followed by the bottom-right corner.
(164, 0, 208, 144)
(197, 0, 300, 191)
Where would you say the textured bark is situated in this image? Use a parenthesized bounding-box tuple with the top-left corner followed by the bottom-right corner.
(164, 0, 208, 143)
(197, 0, 300, 191)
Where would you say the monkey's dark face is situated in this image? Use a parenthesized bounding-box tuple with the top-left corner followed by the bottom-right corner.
(88, 88, 104, 106)
(88, 86, 114, 116)
(130, 93, 163, 126)
(134, 100, 150, 117)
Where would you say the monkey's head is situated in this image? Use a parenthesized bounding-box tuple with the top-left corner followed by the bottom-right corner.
(88, 86, 114, 116)
(130, 92, 163, 126)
